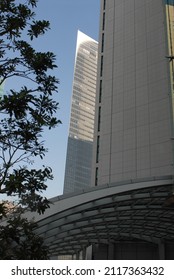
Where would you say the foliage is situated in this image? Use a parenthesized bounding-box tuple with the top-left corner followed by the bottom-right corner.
(0, 216, 48, 259)
(0, 0, 60, 259)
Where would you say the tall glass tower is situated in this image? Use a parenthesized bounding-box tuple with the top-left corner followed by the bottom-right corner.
(63, 31, 98, 194)
(92, 0, 174, 187)
(0, 79, 5, 98)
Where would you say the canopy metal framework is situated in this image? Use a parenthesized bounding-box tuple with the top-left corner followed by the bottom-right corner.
(33, 176, 174, 256)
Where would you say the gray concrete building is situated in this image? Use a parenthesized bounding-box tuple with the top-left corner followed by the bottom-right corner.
(64, 31, 98, 194)
(83, 0, 174, 260)
(92, 0, 174, 187)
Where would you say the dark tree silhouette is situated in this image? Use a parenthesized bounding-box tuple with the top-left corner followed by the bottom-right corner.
(0, 0, 60, 259)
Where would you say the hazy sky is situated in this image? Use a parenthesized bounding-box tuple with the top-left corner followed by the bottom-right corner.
(33, 0, 100, 197)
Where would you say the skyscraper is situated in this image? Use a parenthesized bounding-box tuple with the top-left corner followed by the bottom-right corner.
(63, 31, 98, 194)
(92, 0, 174, 187)
(0, 79, 5, 98)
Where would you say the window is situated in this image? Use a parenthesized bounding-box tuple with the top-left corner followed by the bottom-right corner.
(101, 33, 104, 53)
(96, 135, 100, 163)
(99, 79, 102, 103)
(100, 55, 103, 77)
(103, 0, 106, 10)
(95, 167, 98, 186)
(102, 12, 105, 31)
(98, 106, 101, 132)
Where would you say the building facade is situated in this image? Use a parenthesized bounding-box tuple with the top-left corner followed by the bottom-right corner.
(0, 79, 4, 98)
(64, 31, 98, 194)
(92, 0, 174, 187)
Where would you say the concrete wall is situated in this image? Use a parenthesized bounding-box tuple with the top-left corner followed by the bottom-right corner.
(92, 0, 173, 186)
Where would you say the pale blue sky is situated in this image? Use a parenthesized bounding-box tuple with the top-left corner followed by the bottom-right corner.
(33, 0, 100, 197)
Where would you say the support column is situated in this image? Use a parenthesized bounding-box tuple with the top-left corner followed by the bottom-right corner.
(86, 245, 93, 259)
(158, 242, 165, 260)
(82, 248, 86, 260)
(108, 243, 115, 260)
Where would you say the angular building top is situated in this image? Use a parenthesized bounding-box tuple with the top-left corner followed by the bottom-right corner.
(69, 30, 98, 142)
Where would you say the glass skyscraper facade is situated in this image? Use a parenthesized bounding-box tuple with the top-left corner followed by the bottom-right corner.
(64, 31, 98, 194)
(0, 79, 4, 98)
